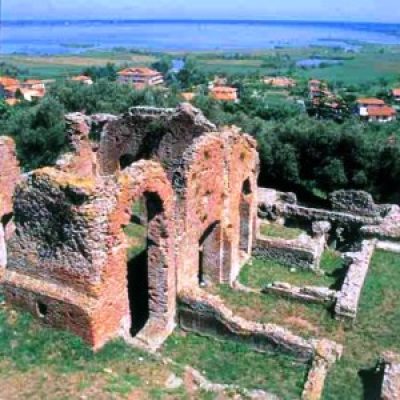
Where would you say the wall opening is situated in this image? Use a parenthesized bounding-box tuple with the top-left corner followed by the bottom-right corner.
(119, 154, 138, 170)
(124, 192, 164, 337)
(239, 178, 252, 254)
(198, 221, 222, 286)
(36, 301, 48, 318)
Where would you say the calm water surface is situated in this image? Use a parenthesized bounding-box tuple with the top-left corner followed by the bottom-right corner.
(1, 20, 400, 54)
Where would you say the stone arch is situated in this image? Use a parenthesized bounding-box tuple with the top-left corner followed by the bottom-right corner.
(98, 104, 216, 176)
(239, 177, 253, 255)
(177, 134, 226, 290)
(198, 221, 223, 286)
(104, 160, 176, 347)
(224, 132, 259, 282)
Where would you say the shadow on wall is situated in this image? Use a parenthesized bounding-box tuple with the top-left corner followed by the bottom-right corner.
(358, 364, 384, 400)
(127, 249, 149, 337)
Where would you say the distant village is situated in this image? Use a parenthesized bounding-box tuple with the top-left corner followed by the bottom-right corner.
(1, 65, 399, 123)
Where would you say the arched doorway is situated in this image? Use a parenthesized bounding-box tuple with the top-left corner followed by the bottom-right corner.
(124, 191, 165, 336)
(239, 178, 252, 255)
(198, 222, 222, 286)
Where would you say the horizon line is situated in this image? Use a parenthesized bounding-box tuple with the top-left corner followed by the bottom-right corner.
(2, 18, 399, 25)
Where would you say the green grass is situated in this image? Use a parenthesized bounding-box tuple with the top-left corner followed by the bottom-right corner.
(297, 47, 400, 85)
(163, 331, 309, 400)
(259, 223, 304, 240)
(212, 284, 341, 339)
(323, 250, 400, 399)
(1, 52, 157, 80)
(240, 250, 345, 289)
(0, 302, 190, 399)
(211, 250, 400, 398)
(208, 251, 346, 339)
(124, 224, 146, 259)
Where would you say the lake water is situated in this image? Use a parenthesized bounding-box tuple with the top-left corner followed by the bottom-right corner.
(1, 20, 400, 55)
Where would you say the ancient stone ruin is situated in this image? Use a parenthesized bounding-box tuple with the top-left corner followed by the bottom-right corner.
(5, 104, 400, 398)
(0, 104, 259, 350)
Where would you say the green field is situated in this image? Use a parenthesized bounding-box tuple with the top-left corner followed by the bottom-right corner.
(1, 52, 158, 80)
(212, 250, 400, 399)
(241, 249, 345, 289)
(4, 43, 400, 86)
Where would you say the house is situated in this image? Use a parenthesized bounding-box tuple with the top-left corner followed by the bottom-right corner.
(117, 67, 164, 88)
(71, 75, 94, 85)
(22, 79, 46, 99)
(181, 92, 196, 102)
(22, 79, 46, 91)
(366, 106, 396, 123)
(392, 89, 400, 102)
(209, 76, 228, 90)
(356, 98, 385, 117)
(0, 77, 21, 99)
(19, 88, 45, 102)
(264, 76, 296, 88)
(210, 86, 238, 102)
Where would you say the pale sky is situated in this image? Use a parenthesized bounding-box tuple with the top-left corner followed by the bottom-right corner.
(3, 0, 400, 23)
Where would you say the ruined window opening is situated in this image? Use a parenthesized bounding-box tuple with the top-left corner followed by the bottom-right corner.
(198, 222, 221, 286)
(242, 178, 252, 196)
(125, 193, 164, 337)
(1, 212, 13, 229)
(239, 179, 252, 253)
(119, 154, 138, 170)
(36, 301, 48, 318)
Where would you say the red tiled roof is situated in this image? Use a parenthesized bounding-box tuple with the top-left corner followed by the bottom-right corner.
(211, 86, 237, 94)
(357, 98, 385, 106)
(210, 86, 238, 101)
(0, 76, 20, 87)
(118, 67, 161, 77)
(392, 88, 400, 97)
(264, 76, 296, 87)
(367, 106, 396, 117)
(24, 79, 43, 85)
(71, 75, 92, 81)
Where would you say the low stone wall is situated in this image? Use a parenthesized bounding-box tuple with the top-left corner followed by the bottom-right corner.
(381, 352, 400, 400)
(329, 190, 390, 218)
(184, 366, 280, 400)
(334, 240, 376, 322)
(178, 289, 315, 361)
(302, 339, 343, 400)
(253, 234, 325, 271)
(284, 204, 382, 227)
(362, 205, 400, 242)
(263, 282, 337, 304)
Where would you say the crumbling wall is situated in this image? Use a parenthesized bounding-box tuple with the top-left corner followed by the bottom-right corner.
(98, 103, 216, 176)
(6, 168, 110, 293)
(4, 161, 176, 349)
(381, 352, 400, 400)
(178, 289, 315, 361)
(177, 133, 226, 290)
(223, 130, 259, 282)
(55, 113, 98, 178)
(3, 104, 259, 350)
(329, 190, 390, 218)
(302, 340, 343, 400)
(335, 240, 376, 322)
(0, 136, 21, 236)
(253, 235, 324, 271)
